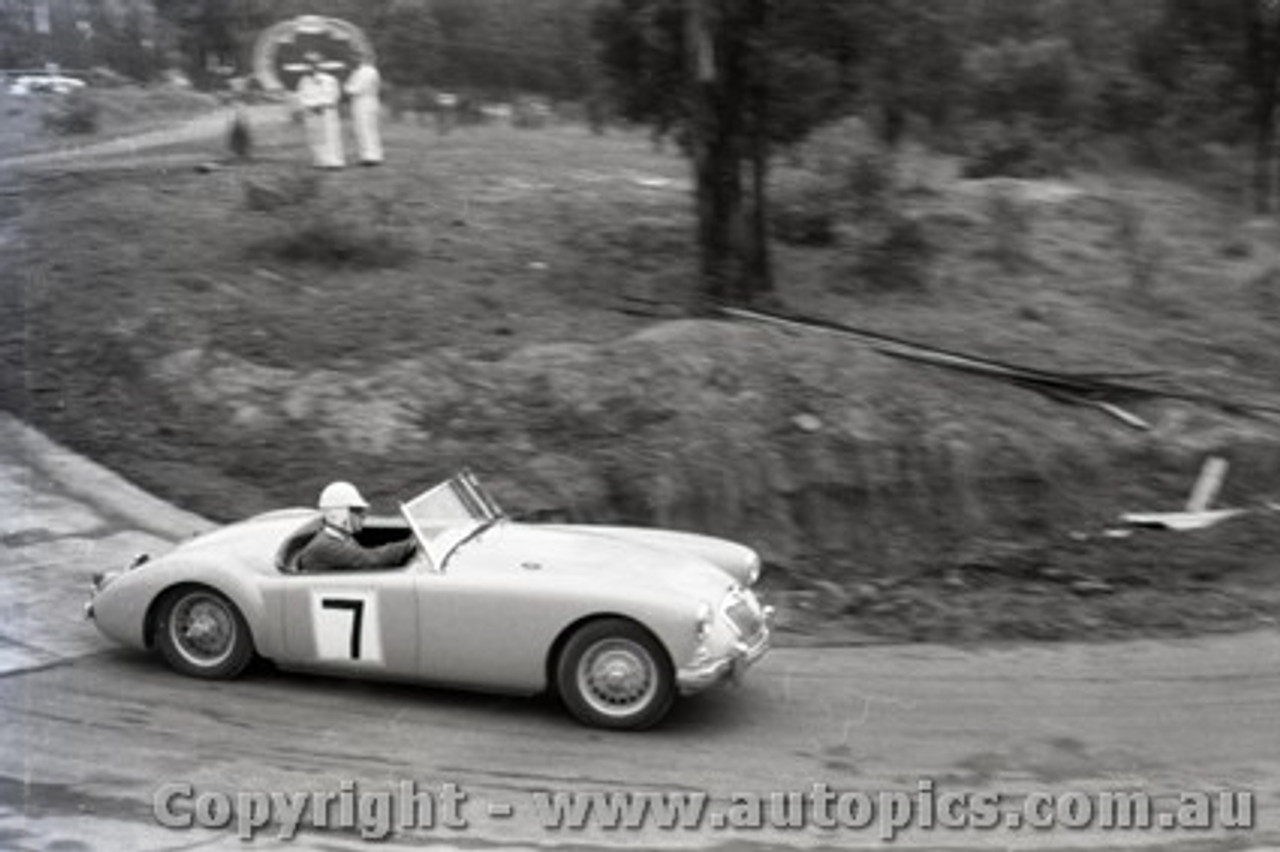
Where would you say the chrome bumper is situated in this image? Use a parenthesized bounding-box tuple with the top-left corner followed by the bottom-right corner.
(676, 606, 774, 695)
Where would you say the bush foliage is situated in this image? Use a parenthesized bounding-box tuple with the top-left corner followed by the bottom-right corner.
(258, 210, 414, 269)
(245, 174, 413, 269)
(41, 93, 100, 136)
(961, 120, 1072, 180)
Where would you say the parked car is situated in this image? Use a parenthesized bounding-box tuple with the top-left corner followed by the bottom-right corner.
(8, 73, 86, 96)
(86, 470, 773, 729)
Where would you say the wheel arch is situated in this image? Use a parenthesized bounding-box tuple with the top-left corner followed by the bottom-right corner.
(544, 612, 674, 697)
(144, 581, 262, 656)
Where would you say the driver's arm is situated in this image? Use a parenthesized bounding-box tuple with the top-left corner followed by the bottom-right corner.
(365, 537, 417, 568)
(299, 534, 415, 572)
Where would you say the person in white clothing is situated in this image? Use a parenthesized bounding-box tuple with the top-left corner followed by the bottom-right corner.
(344, 59, 384, 165)
(296, 64, 345, 169)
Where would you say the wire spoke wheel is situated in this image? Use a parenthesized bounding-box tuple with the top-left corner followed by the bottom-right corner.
(578, 638, 659, 717)
(171, 593, 236, 666)
(156, 588, 253, 679)
(557, 618, 675, 730)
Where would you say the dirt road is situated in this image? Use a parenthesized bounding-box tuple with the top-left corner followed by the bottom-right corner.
(1, 413, 1278, 850)
(0, 103, 288, 172)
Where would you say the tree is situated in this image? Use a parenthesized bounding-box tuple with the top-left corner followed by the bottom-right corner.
(1246, 0, 1280, 211)
(595, 0, 862, 147)
(964, 37, 1083, 129)
(685, 0, 772, 305)
(593, 0, 968, 303)
(82, 3, 165, 81)
(1140, 0, 1277, 208)
(0, 2, 43, 68)
(599, 0, 879, 305)
(153, 0, 237, 86)
(859, 0, 965, 145)
(593, 0, 688, 138)
(373, 0, 443, 86)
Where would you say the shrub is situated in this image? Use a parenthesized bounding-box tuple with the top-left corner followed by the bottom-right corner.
(772, 119, 899, 246)
(793, 115, 880, 175)
(985, 188, 1033, 271)
(42, 92, 99, 135)
(771, 198, 838, 247)
(247, 180, 413, 269)
(770, 171, 841, 246)
(964, 37, 1083, 129)
(846, 149, 896, 220)
(243, 171, 319, 212)
(961, 120, 1070, 180)
(255, 209, 414, 269)
(854, 214, 933, 291)
(1112, 199, 1161, 298)
(512, 97, 552, 129)
(1085, 65, 1165, 136)
(1249, 266, 1280, 318)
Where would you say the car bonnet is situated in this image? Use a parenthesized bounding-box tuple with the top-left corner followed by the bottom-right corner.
(444, 522, 738, 600)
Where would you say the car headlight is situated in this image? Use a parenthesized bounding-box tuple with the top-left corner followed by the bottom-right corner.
(746, 552, 762, 586)
(722, 589, 766, 642)
(695, 601, 714, 642)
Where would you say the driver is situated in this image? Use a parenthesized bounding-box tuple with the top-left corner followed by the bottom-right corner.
(296, 481, 418, 572)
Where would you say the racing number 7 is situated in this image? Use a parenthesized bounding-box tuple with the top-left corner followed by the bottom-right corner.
(321, 598, 365, 659)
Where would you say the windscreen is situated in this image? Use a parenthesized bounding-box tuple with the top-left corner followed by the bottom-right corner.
(399, 472, 504, 567)
(401, 479, 477, 540)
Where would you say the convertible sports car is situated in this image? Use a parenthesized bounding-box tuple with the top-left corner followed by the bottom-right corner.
(86, 471, 773, 729)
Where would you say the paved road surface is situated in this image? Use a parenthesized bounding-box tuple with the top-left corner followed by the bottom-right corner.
(2, 412, 1279, 851)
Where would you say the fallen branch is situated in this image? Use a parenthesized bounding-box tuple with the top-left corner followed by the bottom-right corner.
(1092, 401, 1152, 431)
(720, 305, 1280, 422)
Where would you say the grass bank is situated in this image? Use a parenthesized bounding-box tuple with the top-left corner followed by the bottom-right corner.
(4, 111, 1280, 643)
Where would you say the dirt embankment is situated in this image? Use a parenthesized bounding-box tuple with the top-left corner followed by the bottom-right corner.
(142, 317, 1280, 643)
(6, 118, 1280, 643)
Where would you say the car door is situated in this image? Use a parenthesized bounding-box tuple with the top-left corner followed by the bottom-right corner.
(280, 567, 421, 677)
(412, 558, 565, 694)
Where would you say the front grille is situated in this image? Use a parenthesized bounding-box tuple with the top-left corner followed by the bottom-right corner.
(724, 593, 763, 641)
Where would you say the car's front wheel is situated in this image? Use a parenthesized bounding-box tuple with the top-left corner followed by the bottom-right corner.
(155, 587, 254, 679)
(556, 618, 675, 730)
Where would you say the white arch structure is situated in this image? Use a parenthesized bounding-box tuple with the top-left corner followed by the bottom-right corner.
(252, 15, 376, 92)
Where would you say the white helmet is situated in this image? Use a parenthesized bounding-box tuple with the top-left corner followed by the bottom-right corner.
(318, 481, 370, 510)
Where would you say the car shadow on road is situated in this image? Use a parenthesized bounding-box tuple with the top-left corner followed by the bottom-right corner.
(243, 657, 569, 724)
(661, 688, 767, 735)
(89, 647, 770, 736)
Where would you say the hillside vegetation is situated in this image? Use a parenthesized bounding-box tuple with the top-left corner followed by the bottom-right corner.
(3, 110, 1280, 643)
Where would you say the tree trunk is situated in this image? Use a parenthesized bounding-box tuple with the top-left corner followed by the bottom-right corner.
(746, 122, 772, 297)
(1256, 97, 1276, 214)
(745, 0, 773, 297)
(1248, 0, 1280, 213)
(686, 0, 768, 308)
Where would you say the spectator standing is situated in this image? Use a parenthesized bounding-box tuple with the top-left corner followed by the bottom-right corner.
(345, 59, 384, 165)
(296, 61, 345, 169)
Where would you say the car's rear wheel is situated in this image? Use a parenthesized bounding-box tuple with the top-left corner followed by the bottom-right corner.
(556, 618, 675, 730)
(155, 588, 253, 679)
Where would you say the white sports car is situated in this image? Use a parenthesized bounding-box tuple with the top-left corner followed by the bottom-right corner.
(8, 73, 87, 95)
(86, 471, 773, 729)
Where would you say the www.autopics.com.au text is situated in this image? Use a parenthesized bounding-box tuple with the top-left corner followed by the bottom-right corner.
(152, 779, 1255, 842)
